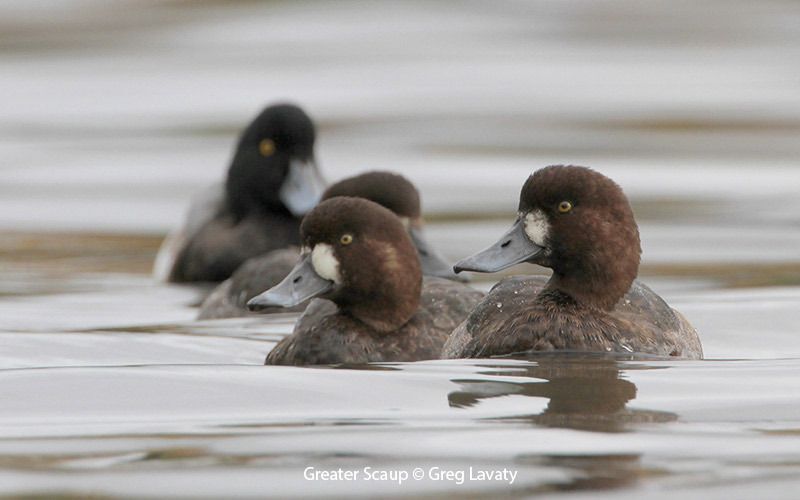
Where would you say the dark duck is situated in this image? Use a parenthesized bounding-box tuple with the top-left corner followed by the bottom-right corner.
(197, 171, 462, 319)
(155, 103, 325, 283)
(247, 197, 484, 365)
(443, 165, 703, 360)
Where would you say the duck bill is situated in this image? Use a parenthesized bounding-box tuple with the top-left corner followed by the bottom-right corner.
(409, 227, 467, 282)
(247, 254, 333, 310)
(279, 158, 326, 216)
(454, 219, 544, 274)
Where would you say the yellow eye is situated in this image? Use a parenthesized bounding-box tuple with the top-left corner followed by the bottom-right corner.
(340, 234, 353, 245)
(558, 201, 573, 213)
(259, 139, 275, 157)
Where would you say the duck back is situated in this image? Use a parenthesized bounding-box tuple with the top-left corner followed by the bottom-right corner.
(169, 212, 300, 283)
(442, 276, 702, 359)
(267, 277, 484, 365)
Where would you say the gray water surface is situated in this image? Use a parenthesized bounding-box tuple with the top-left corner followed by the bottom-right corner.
(2, 238, 800, 499)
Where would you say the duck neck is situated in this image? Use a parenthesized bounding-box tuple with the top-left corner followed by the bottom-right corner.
(338, 242, 422, 333)
(543, 216, 640, 311)
(344, 293, 420, 333)
(545, 259, 636, 311)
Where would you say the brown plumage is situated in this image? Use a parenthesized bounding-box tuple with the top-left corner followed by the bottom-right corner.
(443, 165, 703, 360)
(442, 275, 702, 359)
(322, 171, 421, 219)
(267, 277, 481, 364)
(261, 197, 484, 365)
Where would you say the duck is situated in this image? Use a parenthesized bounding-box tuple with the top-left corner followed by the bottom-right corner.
(197, 171, 463, 319)
(442, 165, 703, 360)
(246, 196, 484, 365)
(154, 103, 325, 283)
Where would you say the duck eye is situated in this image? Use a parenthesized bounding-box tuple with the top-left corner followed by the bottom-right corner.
(558, 201, 573, 213)
(340, 234, 353, 245)
(259, 139, 275, 157)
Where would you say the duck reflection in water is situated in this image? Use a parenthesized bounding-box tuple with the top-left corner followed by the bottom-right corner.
(447, 355, 677, 433)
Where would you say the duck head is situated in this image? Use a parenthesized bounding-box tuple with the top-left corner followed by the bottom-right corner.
(248, 197, 422, 331)
(322, 171, 462, 281)
(226, 103, 325, 219)
(455, 165, 641, 310)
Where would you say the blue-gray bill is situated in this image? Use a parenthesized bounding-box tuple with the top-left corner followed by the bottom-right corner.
(247, 254, 334, 310)
(279, 158, 326, 216)
(453, 218, 544, 274)
(409, 227, 468, 282)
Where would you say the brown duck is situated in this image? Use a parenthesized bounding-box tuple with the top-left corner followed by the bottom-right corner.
(248, 197, 483, 365)
(443, 165, 703, 359)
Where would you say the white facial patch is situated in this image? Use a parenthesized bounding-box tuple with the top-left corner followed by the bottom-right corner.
(397, 217, 411, 230)
(523, 209, 550, 246)
(311, 243, 342, 284)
